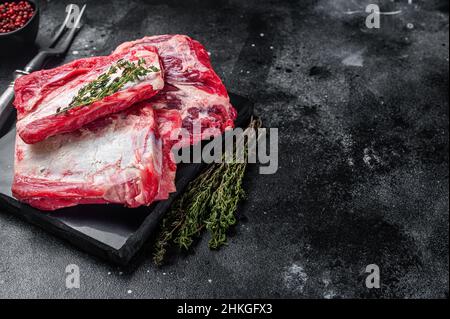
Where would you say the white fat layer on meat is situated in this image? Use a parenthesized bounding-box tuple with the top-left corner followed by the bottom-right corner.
(18, 49, 163, 127)
(165, 35, 210, 74)
(16, 112, 161, 188)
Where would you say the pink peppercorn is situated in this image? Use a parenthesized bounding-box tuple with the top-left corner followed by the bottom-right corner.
(0, 1, 35, 34)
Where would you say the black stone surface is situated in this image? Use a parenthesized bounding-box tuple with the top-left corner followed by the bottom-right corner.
(0, 0, 448, 299)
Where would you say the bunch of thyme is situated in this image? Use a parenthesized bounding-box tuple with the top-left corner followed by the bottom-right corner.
(153, 117, 262, 266)
(56, 58, 159, 114)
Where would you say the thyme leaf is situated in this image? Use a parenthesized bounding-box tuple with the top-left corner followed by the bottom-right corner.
(55, 58, 159, 115)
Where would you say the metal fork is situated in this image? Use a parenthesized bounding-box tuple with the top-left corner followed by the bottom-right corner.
(0, 4, 87, 137)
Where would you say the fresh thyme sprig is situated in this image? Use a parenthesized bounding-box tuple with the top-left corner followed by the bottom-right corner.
(153, 117, 262, 266)
(205, 161, 246, 249)
(56, 58, 159, 114)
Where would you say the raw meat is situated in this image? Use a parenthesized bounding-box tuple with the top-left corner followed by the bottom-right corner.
(114, 35, 237, 146)
(14, 46, 164, 144)
(12, 102, 181, 211)
(153, 108, 182, 200)
(12, 35, 236, 211)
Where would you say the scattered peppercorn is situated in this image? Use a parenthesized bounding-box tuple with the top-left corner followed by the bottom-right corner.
(0, 1, 35, 34)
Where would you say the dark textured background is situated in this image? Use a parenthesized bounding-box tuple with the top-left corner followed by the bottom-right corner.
(0, 0, 448, 299)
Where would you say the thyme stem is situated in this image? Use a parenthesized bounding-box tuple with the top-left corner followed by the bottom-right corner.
(56, 58, 159, 115)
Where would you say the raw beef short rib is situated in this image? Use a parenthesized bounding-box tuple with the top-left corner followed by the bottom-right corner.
(14, 46, 164, 144)
(12, 35, 236, 211)
(114, 35, 237, 146)
(12, 102, 180, 211)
